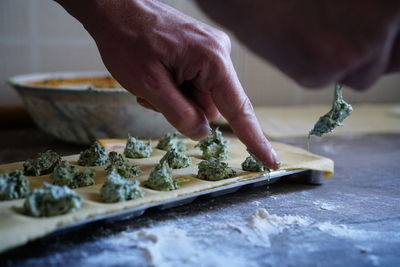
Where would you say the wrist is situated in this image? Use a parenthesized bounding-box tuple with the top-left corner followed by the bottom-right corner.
(55, 0, 151, 41)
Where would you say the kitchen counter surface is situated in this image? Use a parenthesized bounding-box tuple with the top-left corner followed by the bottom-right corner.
(0, 128, 399, 266)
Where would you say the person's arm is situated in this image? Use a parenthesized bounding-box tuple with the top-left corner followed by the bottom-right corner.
(196, 0, 400, 90)
(55, 0, 280, 169)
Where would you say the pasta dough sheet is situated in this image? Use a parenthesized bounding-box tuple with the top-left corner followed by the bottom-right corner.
(0, 138, 333, 253)
(214, 104, 400, 139)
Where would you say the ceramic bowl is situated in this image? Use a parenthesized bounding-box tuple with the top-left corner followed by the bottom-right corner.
(9, 71, 175, 145)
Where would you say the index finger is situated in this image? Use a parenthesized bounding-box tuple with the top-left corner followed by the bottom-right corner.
(208, 59, 280, 169)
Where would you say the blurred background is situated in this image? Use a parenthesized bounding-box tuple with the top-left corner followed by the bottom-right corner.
(1, 0, 399, 108)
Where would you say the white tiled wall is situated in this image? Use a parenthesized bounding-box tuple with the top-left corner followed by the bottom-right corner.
(1, 0, 399, 106)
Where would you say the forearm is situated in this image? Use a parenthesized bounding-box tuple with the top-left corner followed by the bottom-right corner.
(196, 0, 400, 47)
(196, 0, 400, 89)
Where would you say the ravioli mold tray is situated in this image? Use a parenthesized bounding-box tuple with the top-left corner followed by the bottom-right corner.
(0, 138, 331, 255)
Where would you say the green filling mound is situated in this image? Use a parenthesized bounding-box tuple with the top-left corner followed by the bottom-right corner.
(51, 161, 95, 188)
(100, 170, 145, 203)
(124, 135, 153, 158)
(156, 132, 187, 152)
(197, 157, 236, 181)
(242, 154, 270, 172)
(78, 142, 108, 166)
(160, 148, 191, 169)
(0, 170, 29, 200)
(24, 183, 81, 217)
(146, 161, 178, 191)
(309, 83, 353, 137)
(195, 128, 228, 160)
(106, 151, 141, 178)
(23, 150, 61, 176)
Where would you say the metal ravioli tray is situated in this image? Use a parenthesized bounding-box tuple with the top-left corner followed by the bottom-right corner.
(52, 169, 323, 234)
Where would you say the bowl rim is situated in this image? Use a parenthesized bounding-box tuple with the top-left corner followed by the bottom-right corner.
(8, 71, 128, 93)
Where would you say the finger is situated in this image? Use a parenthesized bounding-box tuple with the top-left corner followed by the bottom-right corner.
(206, 58, 280, 169)
(192, 90, 221, 121)
(137, 97, 159, 112)
(142, 67, 210, 140)
(180, 82, 220, 121)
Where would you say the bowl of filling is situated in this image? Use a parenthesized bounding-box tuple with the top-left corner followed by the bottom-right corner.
(9, 71, 175, 144)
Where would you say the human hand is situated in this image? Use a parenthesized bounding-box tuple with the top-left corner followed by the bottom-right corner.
(197, 0, 400, 90)
(57, 0, 280, 168)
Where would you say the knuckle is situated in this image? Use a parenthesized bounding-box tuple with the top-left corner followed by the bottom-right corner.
(171, 107, 199, 132)
(238, 97, 255, 117)
(215, 30, 232, 52)
(203, 31, 231, 55)
(140, 67, 165, 93)
(230, 96, 255, 121)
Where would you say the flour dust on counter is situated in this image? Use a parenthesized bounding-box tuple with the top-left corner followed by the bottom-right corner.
(313, 200, 337, 211)
(73, 206, 395, 267)
(245, 208, 311, 247)
(81, 225, 256, 267)
(231, 207, 400, 253)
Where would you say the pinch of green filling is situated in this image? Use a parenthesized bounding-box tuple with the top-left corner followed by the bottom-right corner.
(124, 135, 152, 158)
(146, 161, 178, 191)
(242, 154, 270, 172)
(51, 161, 95, 188)
(0, 170, 29, 200)
(78, 142, 108, 166)
(106, 151, 141, 178)
(100, 170, 145, 203)
(160, 148, 191, 169)
(309, 83, 353, 137)
(23, 150, 61, 176)
(197, 157, 236, 181)
(24, 183, 81, 217)
(156, 132, 187, 152)
(195, 128, 228, 160)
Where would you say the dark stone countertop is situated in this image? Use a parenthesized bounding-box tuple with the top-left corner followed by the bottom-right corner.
(0, 129, 399, 266)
